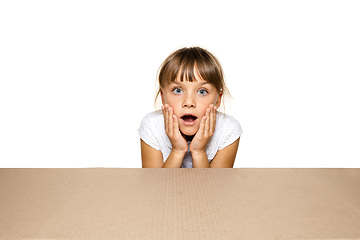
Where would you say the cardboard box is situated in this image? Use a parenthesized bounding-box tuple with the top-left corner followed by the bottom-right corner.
(1, 168, 359, 239)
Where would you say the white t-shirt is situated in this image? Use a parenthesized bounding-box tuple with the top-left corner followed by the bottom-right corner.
(138, 110, 242, 168)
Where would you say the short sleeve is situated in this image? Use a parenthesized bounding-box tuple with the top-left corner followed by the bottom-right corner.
(218, 115, 242, 150)
(138, 113, 161, 151)
(206, 113, 242, 160)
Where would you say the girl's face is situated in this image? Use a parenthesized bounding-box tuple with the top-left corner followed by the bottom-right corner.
(161, 76, 222, 136)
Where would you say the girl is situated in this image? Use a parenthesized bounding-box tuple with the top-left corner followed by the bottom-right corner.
(138, 47, 242, 168)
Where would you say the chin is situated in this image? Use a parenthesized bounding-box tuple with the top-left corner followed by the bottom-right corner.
(180, 127, 198, 137)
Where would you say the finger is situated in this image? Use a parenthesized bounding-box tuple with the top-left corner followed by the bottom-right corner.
(173, 115, 180, 135)
(162, 105, 166, 118)
(164, 104, 170, 133)
(210, 105, 216, 134)
(199, 116, 207, 135)
(163, 105, 168, 132)
(168, 107, 174, 135)
(204, 106, 211, 135)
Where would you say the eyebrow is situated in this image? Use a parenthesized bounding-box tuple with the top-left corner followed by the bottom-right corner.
(170, 81, 211, 87)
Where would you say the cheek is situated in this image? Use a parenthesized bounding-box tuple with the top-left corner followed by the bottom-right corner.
(204, 95, 219, 107)
(198, 101, 212, 114)
(163, 95, 175, 108)
(166, 102, 181, 117)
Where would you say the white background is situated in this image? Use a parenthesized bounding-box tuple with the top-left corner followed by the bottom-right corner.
(1, 0, 359, 167)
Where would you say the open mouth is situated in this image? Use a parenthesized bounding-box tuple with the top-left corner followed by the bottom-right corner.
(181, 114, 198, 122)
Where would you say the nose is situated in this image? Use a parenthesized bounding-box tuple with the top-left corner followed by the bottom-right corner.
(182, 93, 196, 108)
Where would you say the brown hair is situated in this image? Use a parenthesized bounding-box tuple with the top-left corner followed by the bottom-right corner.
(155, 47, 230, 105)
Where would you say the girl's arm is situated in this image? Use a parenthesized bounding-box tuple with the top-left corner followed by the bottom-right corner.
(190, 105, 241, 168)
(141, 137, 240, 168)
(140, 140, 163, 168)
(190, 104, 217, 168)
(209, 137, 240, 168)
(142, 105, 189, 168)
(140, 140, 185, 168)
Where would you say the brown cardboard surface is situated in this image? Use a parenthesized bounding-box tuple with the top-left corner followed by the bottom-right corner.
(0, 168, 359, 239)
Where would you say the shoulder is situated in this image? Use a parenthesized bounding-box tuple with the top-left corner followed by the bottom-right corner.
(138, 110, 165, 151)
(216, 112, 242, 133)
(206, 112, 242, 155)
(139, 110, 164, 135)
(139, 110, 164, 128)
(141, 110, 163, 122)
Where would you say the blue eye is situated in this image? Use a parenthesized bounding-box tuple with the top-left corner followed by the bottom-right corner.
(198, 89, 208, 95)
(172, 87, 183, 94)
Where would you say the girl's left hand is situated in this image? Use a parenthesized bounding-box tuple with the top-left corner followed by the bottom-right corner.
(189, 104, 217, 154)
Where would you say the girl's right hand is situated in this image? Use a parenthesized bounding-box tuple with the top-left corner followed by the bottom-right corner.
(162, 104, 188, 154)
